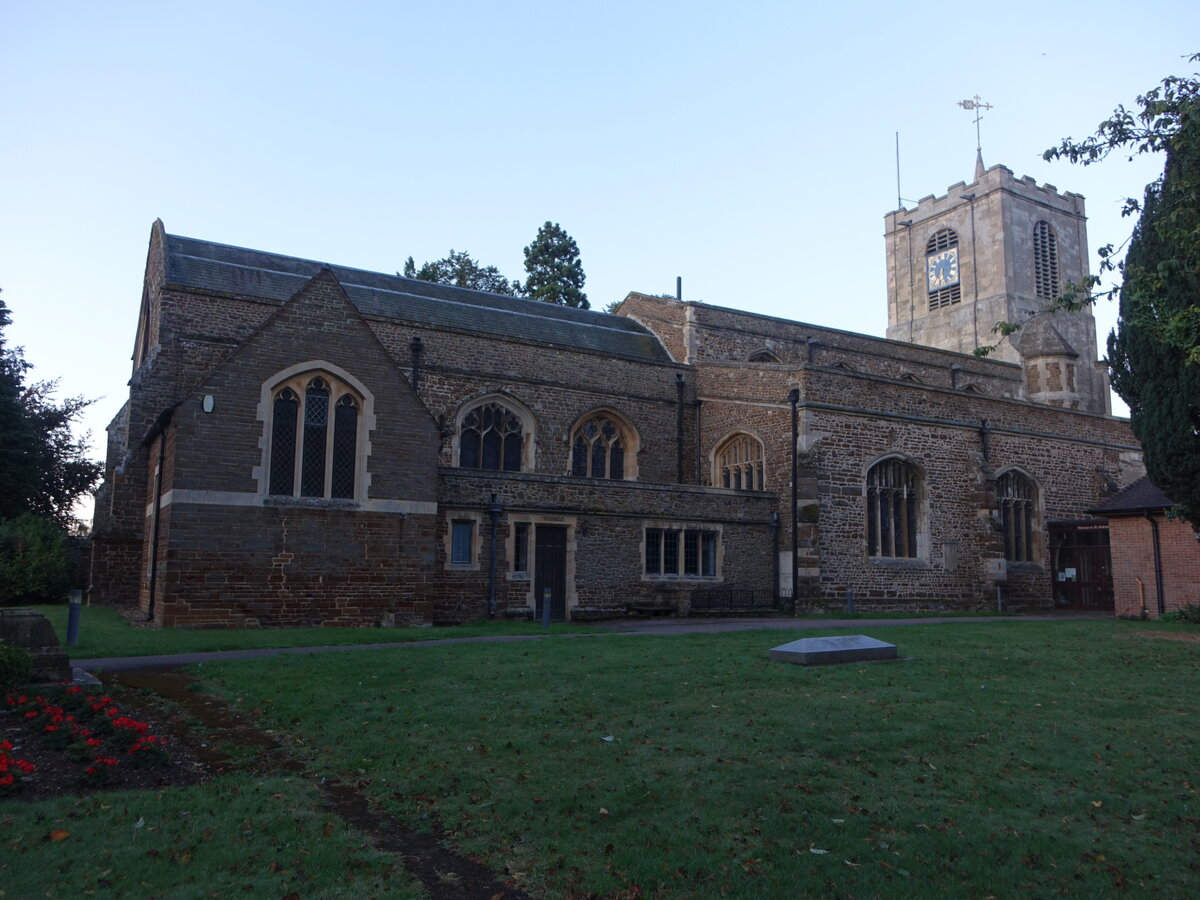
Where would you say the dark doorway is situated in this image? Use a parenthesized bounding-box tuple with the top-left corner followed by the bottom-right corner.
(534, 525, 568, 622)
(1048, 522, 1113, 610)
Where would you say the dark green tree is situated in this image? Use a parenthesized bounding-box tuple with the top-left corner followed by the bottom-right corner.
(0, 291, 101, 528)
(1045, 55, 1199, 526)
(522, 222, 588, 309)
(402, 250, 519, 295)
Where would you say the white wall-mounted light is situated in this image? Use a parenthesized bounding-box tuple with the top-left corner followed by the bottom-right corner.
(202, 395, 215, 414)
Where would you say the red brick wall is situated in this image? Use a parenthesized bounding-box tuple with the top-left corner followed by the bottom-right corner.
(1109, 514, 1200, 618)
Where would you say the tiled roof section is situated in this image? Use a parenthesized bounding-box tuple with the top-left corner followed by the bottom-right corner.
(1090, 476, 1175, 514)
(163, 234, 672, 362)
(1017, 317, 1079, 359)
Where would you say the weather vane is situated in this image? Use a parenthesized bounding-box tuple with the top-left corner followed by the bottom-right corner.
(958, 95, 994, 154)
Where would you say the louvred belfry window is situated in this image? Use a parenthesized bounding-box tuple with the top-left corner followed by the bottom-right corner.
(459, 401, 524, 472)
(570, 412, 631, 480)
(1033, 221, 1060, 300)
(268, 374, 360, 499)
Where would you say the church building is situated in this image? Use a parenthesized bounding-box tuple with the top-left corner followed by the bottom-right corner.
(88, 161, 1143, 627)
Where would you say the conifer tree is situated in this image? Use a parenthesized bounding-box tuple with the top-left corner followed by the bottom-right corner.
(522, 222, 588, 309)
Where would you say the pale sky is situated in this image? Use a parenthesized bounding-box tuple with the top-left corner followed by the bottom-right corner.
(2, 2, 1195, 524)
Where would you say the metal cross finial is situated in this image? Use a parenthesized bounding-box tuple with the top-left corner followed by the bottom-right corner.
(958, 95, 994, 153)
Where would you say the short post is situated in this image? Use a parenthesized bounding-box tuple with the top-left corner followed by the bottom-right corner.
(846, 589, 855, 615)
(995, 585, 1004, 613)
(66, 589, 82, 646)
(541, 587, 552, 629)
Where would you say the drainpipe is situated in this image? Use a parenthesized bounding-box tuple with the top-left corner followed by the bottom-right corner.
(140, 403, 181, 623)
(1145, 511, 1166, 616)
(789, 388, 800, 608)
(676, 373, 685, 483)
(409, 336, 423, 392)
(769, 511, 780, 607)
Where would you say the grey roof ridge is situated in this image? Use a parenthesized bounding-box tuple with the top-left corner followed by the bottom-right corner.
(166, 246, 644, 339)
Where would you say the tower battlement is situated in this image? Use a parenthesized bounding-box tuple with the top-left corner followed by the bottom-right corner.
(889, 164, 1085, 224)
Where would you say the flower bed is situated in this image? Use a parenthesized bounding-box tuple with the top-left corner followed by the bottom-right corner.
(2, 684, 178, 797)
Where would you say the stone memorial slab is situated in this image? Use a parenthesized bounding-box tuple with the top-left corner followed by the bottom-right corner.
(768, 634, 898, 666)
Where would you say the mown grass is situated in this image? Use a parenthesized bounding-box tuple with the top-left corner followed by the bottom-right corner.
(0, 774, 426, 898)
(31, 604, 596, 659)
(199, 620, 1200, 899)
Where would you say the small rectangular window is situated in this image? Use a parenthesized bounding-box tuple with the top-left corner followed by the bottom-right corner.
(451, 520, 474, 565)
(513, 523, 529, 574)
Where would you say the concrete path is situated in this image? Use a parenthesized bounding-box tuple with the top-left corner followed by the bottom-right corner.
(71, 612, 1107, 672)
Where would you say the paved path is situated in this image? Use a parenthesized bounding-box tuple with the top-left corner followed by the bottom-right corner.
(71, 612, 1107, 672)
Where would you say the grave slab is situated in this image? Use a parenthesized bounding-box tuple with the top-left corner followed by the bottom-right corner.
(768, 634, 898, 666)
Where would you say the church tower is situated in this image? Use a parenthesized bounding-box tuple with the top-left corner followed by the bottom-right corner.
(884, 161, 1111, 414)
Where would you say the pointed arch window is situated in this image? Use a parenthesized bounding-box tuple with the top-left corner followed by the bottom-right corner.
(926, 228, 961, 310)
(1033, 221, 1059, 300)
(998, 470, 1039, 562)
(459, 401, 526, 472)
(269, 374, 361, 499)
(715, 433, 765, 490)
(570, 411, 636, 480)
(866, 457, 921, 558)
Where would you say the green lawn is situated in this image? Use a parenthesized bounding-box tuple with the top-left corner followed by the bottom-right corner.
(193, 620, 1200, 898)
(31, 604, 596, 659)
(0, 774, 425, 898)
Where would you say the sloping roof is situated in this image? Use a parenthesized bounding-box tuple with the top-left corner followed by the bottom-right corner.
(163, 234, 672, 363)
(1017, 317, 1079, 359)
(1090, 476, 1175, 514)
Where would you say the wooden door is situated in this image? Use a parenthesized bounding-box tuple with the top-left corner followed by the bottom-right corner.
(1049, 523, 1114, 610)
(534, 525, 567, 623)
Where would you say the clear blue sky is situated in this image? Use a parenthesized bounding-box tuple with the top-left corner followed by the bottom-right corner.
(2, 1, 1195, 522)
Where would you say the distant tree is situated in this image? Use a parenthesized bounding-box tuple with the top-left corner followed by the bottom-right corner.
(402, 250, 519, 295)
(0, 291, 101, 528)
(1043, 55, 1199, 526)
(522, 222, 588, 309)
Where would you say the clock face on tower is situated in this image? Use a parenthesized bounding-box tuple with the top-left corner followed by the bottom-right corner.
(926, 247, 960, 291)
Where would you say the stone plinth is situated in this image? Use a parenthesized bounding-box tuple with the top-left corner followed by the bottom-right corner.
(769, 634, 898, 666)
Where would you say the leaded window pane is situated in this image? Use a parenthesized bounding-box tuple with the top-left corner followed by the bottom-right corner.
(663, 530, 679, 575)
(571, 437, 588, 477)
(503, 433, 522, 472)
(301, 382, 329, 497)
(610, 441, 624, 480)
(645, 528, 662, 575)
(331, 395, 357, 499)
(269, 389, 298, 495)
(481, 430, 501, 470)
(459, 401, 525, 471)
(460, 430, 480, 468)
(701, 531, 717, 576)
(683, 531, 699, 575)
(451, 521, 473, 564)
(591, 438, 607, 480)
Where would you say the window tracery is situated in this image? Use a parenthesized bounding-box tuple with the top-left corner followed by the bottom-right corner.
(570, 411, 636, 480)
(268, 373, 360, 499)
(715, 433, 765, 490)
(866, 457, 921, 558)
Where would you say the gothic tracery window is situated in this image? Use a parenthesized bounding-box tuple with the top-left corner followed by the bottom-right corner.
(998, 470, 1038, 563)
(715, 433, 765, 490)
(866, 457, 921, 558)
(459, 401, 525, 472)
(1033, 220, 1060, 300)
(269, 374, 360, 499)
(570, 411, 633, 480)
